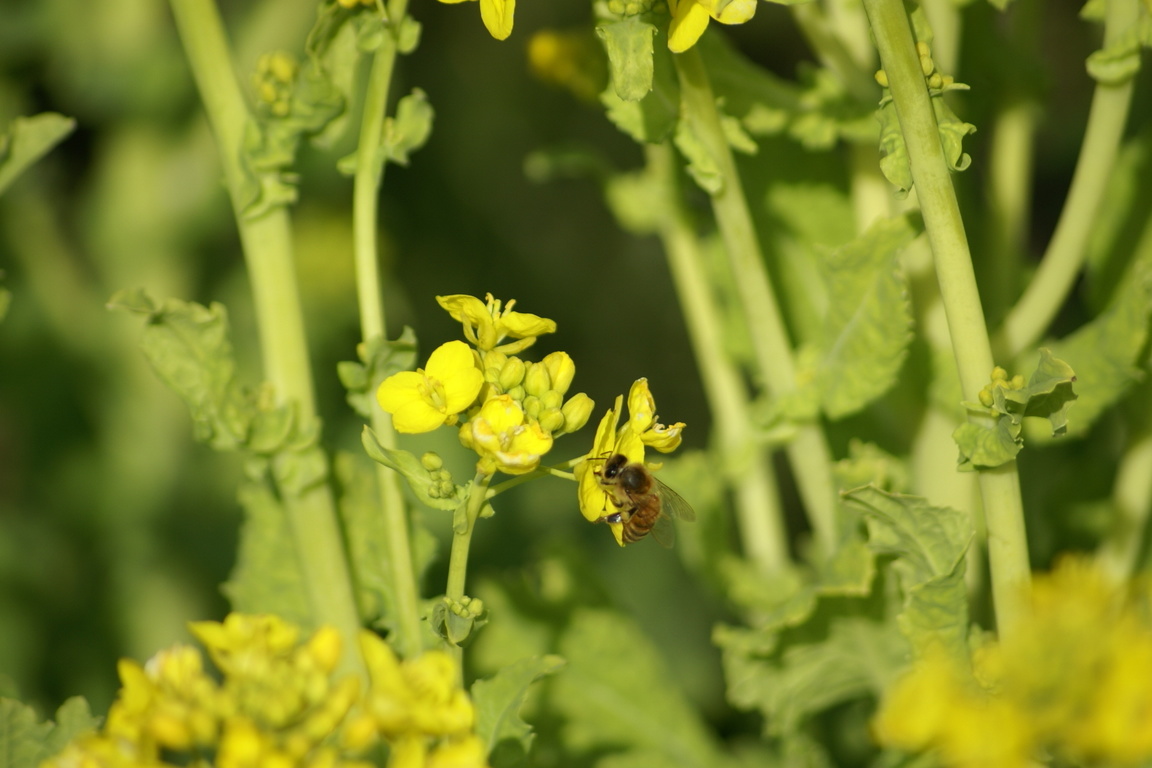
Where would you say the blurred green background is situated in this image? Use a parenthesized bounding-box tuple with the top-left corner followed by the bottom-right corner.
(0, 0, 1139, 734)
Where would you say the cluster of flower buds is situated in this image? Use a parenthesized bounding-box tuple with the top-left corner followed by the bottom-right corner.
(978, 365, 1027, 409)
(377, 294, 593, 478)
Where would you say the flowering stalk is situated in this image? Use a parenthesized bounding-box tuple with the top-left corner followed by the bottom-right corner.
(672, 46, 839, 557)
(861, 0, 1031, 636)
(995, 0, 1139, 358)
(167, 0, 364, 670)
(645, 142, 788, 572)
(352, 0, 424, 659)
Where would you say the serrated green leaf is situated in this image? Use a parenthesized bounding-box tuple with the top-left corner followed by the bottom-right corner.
(361, 427, 466, 510)
(339, 329, 419, 418)
(876, 99, 912, 195)
(995, 348, 1078, 435)
(715, 614, 906, 736)
(552, 609, 723, 766)
(841, 486, 972, 659)
(931, 89, 976, 173)
(472, 655, 565, 766)
(597, 17, 657, 102)
(833, 440, 910, 493)
(1048, 272, 1152, 438)
(1, 697, 98, 768)
(674, 115, 723, 193)
(815, 214, 919, 418)
(0, 113, 76, 196)
(382, 89, 434, 166)
(953, 417, 1021, 470)
(109, 292, 251, 450)
(222, 481, 312, 624)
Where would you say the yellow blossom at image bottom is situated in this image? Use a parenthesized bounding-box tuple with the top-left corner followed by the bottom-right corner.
(41, 613, 490, 768)
(874, 557, 1152, 768)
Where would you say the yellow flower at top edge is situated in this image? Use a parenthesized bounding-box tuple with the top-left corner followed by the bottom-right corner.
(437, 294, 556, 354)
(666, 0, 756, 53)
(435, 0, 515, 40)
(377, 340, 485, 434)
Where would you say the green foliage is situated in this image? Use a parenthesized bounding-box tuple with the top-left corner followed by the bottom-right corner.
(0, 698, 97, 768)
(809, 213, 920, 419)
(552, 608, 729, 767)
(954, 349, 1078, 470)
(598, 17, 658, 101)
(0, 113, 75, 196)
(471, 655, 565, 766)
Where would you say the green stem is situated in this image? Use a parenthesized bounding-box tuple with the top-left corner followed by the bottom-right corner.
(862, 0, 1031, 636)
(994, 0, 1138, 359)
(646, 143, 788, 573)
(673, 47, 838, 556)
(168, 0, 363, 668)
(351, 2, 423, 659)
(445, 473, 492, 669)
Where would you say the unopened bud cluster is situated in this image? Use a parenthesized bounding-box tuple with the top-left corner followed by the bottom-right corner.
(253, 52, 299, 117)
(603, 0, 658, 18)
(421, 452, 457, 499)
(874, 42, 955, 93)
(978, 365, 1027, 408)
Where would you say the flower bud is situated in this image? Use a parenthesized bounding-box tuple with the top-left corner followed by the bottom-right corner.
(542, 351, 576, 395)
(421, 452, 444, 471)
(979, 388, 995, 408)
(559, 393, 594, 435)
(523, 362, 551, 397)
(541, 390, 564, 411)
(498, 356, 526, 390)
(538, 408, 565, 434)
(522, 395, 542, 420)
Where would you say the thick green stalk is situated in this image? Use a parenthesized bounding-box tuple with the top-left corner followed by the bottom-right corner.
(168, 0, 364, 666)
(673, 47, 838, 556)
(862, 0, 1030, 636)
(646, 143, 788, 573)
(995, 0, 1138, 358)
(351, 6, 424, 659)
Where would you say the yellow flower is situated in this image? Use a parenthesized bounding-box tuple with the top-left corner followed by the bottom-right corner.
(377, 341, 484, 433)
(437, 294, 556, 353)
(465, 395, 554, 476)
(436, 0, 515, 40)
(666, 0, 756, 53)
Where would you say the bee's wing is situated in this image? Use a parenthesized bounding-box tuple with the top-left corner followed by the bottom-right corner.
(653, 479, 696, 522)
(650, 513, 676, 548)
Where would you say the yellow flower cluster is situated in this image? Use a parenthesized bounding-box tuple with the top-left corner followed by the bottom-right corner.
(574, 378, 685, 545)
(977, 365, 1026, 409)
(377, 294, 594, 478)
(253, 52, 299, 118)
(874, 557, 1152, 768)
(42, 614, 488, 768)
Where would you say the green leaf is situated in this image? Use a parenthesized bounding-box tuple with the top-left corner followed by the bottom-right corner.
(222, 481, 312, 624)
(334, 452, 438, 633)
(841, 486, 972, 660)
(995, 348, 1078, 434)
(472, 655, 565, 766)
(0, 697, 98, 768)
(876, 99, 912, 196)
(1048, 274, 1152, 438)
(814, 213, 920, 418)
(552, 608, 724, 766)
(1086, 15, 1152, 84)
(600, 40, 679, 144)
(0, 113, 76, 196)
(338, 329, 418, 418)
(361, 427, 467, 510)
(597, 17, 657, 102)
(109, 290, 250, 450)
(931, 86, 976, 173)
(715, 612, 906, 737)
(383, 89, 434, 166)
(953, 417, 1021, 470)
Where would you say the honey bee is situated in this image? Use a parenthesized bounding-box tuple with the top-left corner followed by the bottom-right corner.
(592, 453, 696, 547)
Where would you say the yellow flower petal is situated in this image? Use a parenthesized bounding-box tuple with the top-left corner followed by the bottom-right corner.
(667, 0, 711, 53)
(425, 341, 484, 413)
(708, 0, 756, 24)
(480, 0, 515, 39)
